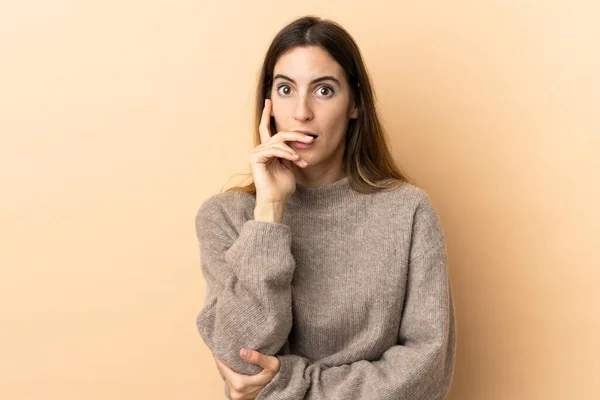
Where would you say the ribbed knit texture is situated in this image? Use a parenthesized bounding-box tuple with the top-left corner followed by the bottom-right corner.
(194, 176, 456, 399)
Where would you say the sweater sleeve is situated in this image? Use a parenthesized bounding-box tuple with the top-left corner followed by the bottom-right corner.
(194, 196, 296, 376)
(255, 194, 456, 400)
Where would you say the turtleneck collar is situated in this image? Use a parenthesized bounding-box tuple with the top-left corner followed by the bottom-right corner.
(287, 175, 355, 209)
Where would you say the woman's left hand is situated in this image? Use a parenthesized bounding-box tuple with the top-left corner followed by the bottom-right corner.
(213, 348, 280, 400)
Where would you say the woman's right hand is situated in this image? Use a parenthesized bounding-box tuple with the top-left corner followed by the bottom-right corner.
(248, 98, 314, 204)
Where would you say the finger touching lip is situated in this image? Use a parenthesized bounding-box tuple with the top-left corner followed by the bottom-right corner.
(293, 129, 318, 137)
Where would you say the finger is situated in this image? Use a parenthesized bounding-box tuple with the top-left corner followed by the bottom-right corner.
(268, 143, 309, 168)
(249, 147, 308, 167)
(269, 142, 302, 155)
(240, 348, 279, 372)
(271, 131, 316, 145)
(218, 366, 246, 395)
(261, 131, 315, 149)
(214, 361, 226, 381)
(213, 356, 237, 382)
(258, 99, 272, 145)
(213, 356, 256, 396)
(213, 356, 225, 375)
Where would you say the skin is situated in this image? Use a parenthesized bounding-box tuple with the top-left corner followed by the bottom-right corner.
(249, 99, 313, 209)
(214, 45, 359, 398)
(269, 45, 358, 187)
(213, 348, 280, 400)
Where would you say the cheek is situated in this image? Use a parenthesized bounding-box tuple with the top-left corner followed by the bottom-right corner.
(271, 102, 293, 124)
(270, 96, 280, 116)
(321, 108, 350, 132)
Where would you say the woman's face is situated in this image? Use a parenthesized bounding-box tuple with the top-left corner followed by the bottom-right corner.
(270, 45, 358, 170)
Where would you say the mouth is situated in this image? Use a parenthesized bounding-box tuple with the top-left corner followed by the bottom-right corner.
(294, 130, 319, 139)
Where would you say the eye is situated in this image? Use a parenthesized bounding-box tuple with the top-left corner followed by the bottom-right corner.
(317, 86, 334, 96)
(277, 84, 292, 96)
(275, 84, 335, 97)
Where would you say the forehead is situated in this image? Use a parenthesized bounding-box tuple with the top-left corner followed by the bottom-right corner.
(273, 46, 345, 80)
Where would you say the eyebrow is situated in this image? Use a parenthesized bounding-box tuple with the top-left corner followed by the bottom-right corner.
(273, 74, 341, 87)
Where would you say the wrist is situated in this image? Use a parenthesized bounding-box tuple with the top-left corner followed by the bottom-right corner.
(254, 201, 286, 223)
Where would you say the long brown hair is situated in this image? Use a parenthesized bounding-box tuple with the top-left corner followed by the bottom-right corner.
(223, 15, 414, 194)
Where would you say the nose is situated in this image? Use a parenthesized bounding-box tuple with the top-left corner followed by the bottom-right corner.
(293, 94, 313, 123)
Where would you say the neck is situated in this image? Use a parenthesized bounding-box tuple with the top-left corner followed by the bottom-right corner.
(287, 175, 355, 210)
(293, 166, 346, 189)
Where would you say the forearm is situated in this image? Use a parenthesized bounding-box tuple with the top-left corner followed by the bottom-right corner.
(258, 324, 455, 400)
(198, 278, 293, 376)
(196, 205, 296, 375)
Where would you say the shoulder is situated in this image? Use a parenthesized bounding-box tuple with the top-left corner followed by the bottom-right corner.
(398, 182, 441, 224)
(404, 185, 446, 260)
(375, 180, 445, 257)
(371, 179, 435, 214)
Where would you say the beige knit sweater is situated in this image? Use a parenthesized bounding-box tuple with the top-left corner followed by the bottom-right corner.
(195, 176, 456, 399)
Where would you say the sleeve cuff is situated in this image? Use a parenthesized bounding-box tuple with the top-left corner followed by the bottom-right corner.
(256, 355, 310, 399)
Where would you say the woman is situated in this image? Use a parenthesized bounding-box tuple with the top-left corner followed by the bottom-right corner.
(195, 15, 456, 400)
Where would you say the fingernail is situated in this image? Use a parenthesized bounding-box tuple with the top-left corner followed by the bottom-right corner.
(241, 349, 249, 357)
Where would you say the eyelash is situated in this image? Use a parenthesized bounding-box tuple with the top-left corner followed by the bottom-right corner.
(276, 84, 335, 97)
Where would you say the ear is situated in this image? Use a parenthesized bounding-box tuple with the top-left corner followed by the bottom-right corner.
(349, 102, 358, 119)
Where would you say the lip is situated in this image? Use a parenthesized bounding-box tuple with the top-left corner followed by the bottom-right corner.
(291, 140, 315, 149)
(293, 129, 319, 137)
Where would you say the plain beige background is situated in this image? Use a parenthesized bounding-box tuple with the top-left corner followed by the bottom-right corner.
(1, 1, 599, 399)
